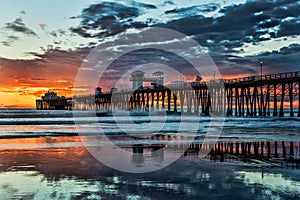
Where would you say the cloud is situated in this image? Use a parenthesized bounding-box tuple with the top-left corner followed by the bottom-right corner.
(162, 1, 175, 6)
(155, 0, 299, 73)
(23, 51, 41, 58)
(49, 31, 57, 37)
(31, 78, 46, 81)
(129, 1, 157, 9)
(1, 41, 11, 47)
(0, 48, 91, 93)
(70, 2, 155, 38)
(1, 35, 19, 47)
(277, 18, 300, 37)
(165, 3, 220, 16)
(65, 0, 299, 78)
(210, 43, 300, 76)
(71, 0, 298, 45)
(162, 0, 299, 45)
(1, 0, 299, 97)
(253, 43, 300, 73)
(4, 18, 37, 37)
(20, 10, 26, 15)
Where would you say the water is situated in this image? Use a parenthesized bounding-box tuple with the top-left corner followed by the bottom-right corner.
(0, 109, 299, 140)
(0, 108, 299, 199)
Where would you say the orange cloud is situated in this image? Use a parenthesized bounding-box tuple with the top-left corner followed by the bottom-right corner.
(0, 48, 90, 107)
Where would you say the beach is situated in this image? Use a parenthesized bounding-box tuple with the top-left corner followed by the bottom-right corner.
(0, 109, 299, 199)
(0, 136, 300, 199)
(0, 109, 300, 199)
(1, 0, 300, 199)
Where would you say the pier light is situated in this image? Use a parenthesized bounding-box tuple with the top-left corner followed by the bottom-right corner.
(260, 61, 263, 80)
(213, 70, 216, 81)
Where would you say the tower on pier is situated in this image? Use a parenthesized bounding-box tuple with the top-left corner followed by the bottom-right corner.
(130, 70, 145, 90)
(152, 71, 164, 87)
(130, 70, 164, 90)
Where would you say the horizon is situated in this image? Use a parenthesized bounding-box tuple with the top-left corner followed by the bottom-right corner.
(0, 0, 299, 107)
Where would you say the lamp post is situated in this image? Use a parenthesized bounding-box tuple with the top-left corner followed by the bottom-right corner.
(260, 61, 263, 80)
(213, 70, 216, 81)
(260, 61, 263, 116)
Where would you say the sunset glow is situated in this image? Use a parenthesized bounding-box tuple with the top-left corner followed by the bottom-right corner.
(0, 0, 299, 107)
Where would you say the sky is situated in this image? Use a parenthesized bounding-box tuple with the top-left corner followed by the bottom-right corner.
(0, 0, 299, 107)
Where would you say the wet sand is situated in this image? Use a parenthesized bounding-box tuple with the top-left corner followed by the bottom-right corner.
(0, 136, 300, 199)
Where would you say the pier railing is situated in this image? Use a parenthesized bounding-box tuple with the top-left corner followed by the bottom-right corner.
(224, 71, 300, 84)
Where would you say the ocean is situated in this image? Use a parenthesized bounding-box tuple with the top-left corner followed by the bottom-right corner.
(0, 108, 299, 199)
(0, 108, 299, 140)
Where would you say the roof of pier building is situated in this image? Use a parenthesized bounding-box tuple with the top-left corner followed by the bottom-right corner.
(131, 70, 145, 77)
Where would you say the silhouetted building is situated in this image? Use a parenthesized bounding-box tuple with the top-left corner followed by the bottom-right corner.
(95, 87, 102, 96)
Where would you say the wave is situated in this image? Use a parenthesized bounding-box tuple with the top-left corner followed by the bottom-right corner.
(0, 109, 299, 139)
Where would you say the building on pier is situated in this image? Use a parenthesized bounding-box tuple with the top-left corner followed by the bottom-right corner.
(95, 87, 102, 96)
(36, 91, 72, 110)
(130, 70, 164, 89)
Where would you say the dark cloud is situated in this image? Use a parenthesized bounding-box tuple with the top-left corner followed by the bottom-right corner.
(163, 1, 175, 6)
(211, 43, 300, 76)
(255, 44, 300, 73)
(7, 35, 19, 40)
(156, 0, 299, 74)
(66, 0, 299, 77)
(49, 31, 57, 37)
(48, 29, 73, 39)
(20, 10, 26, 15)
(1, 35, 19, 47)
(23, 51, 40, 57)
(165, 3, 220, 16)
(31, 78, 46, 81)
(1, 41, 10, 47)
(4, 18, 37, 37)
(129, 1, 157, 9)
(57, 29, 67, 36)
(70, 2, 154, 38)
(70, 0, 298, 51)
(277, 19, 300, 37)
(277, 43, 300, 55)
(264, 1, 300, 19)
(95, 48, 201, 87)
(256, 18, 281, 29)
(221, 63, 257, 76)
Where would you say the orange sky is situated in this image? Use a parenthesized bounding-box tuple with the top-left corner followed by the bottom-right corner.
(0, 49, 87, 107)
(0, 0, 299, 109)
(0, 46, 244, 108)
(0, 52, 289, 109)
(0, 49, 295, 108)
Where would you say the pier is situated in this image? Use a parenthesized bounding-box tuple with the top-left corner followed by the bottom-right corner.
(73, 71, 300, 117)
(39, 71, 300, 117)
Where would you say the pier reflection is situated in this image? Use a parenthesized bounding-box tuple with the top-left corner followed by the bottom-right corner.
(101, 130, 300, 167)
(1, 136, 299, 170)
(112, 136, 300, 168)
(0, 136, 300, 199)
(186, 141, 300, 168)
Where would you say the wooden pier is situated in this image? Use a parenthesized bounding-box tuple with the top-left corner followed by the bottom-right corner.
(58, 71, 300, 117)
(224, 71, 300, 117)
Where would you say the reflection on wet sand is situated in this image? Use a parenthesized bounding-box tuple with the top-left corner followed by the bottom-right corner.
(186, 141, 300, 168)
(0, 136, 300, 199)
